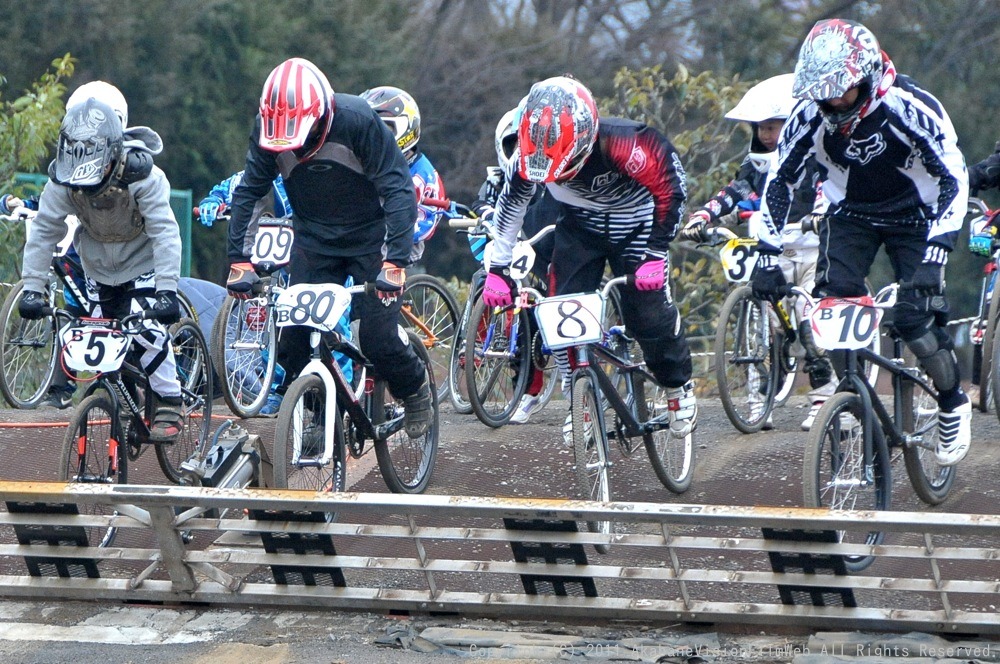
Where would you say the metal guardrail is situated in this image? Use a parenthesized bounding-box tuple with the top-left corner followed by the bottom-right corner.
(0, 481, 998, 635)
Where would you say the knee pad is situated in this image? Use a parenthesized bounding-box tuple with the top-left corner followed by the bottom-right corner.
(905, 327, 959, 393)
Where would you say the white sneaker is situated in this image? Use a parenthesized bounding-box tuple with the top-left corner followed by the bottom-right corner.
(801, 400, 825, 431)
(748, 394, 773, 430)
(936, 399, 972, 466)
(666, 381, 697, 437)
(509, 394, 544, 424)
(562, 408, 594, 446)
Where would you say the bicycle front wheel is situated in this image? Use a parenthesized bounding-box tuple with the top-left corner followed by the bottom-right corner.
(992, 322, 1000, 422)
(402, 274, 460, 404)
(899, 372, 955, 505)
(211, 294, 276, 418)
(0, 280, 59, 408)
(636, 378, 694, 494)
(59, 393, 126, 548)
(273, 374, 347, 495)
(715, 286, 775, 433)
(464, 296, 530, 427)
(802, 392, 890, 572)
(570, 370, 613, 554)
(156, 319, 214, 484)
(373, 330, 439, 493)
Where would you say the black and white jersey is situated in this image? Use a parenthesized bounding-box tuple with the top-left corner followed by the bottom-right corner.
(490, 118, 686, 266)
(758, 74, 968, 252)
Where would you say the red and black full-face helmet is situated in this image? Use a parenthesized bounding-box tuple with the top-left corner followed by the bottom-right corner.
(517, 76, 599, 183)
(259, 57, 335, 159)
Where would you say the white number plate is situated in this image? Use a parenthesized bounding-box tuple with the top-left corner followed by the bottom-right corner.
(275, 283, 352, 332)
(59, 321, 129, 372)
(719, 238, 759, 283)
(251, 223, 294, 266)
(808, 297, 883, 350)
(482, 240, 536, 281)
(534, 292, 605, 351)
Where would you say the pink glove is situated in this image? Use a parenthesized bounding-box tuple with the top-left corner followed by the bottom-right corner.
(634, 258, 665, 291)
(482, 267, 516, 307)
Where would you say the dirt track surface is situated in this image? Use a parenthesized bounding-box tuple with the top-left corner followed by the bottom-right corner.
(0, 389, 998, 662)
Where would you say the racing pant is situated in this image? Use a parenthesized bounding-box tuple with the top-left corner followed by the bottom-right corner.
(278, 245, 426, 400)
(549, 221, 692, 389)
(86, 271, 181, 400)
(778, 248, 835, 401)
(814, 214, 964, 409)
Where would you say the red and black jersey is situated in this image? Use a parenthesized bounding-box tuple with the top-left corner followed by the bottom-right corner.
(491, 117, 686, 266)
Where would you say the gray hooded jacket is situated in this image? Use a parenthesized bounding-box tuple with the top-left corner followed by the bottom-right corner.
(21, 126, 182, 295)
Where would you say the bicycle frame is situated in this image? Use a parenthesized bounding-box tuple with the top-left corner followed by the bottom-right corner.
(580, 341, 662, 439)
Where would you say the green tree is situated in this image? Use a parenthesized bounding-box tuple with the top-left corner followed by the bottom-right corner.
(0, 54, 75, 287)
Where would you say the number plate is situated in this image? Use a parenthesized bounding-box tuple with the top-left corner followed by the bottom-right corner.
(808, 297, 883, 350)
(482, 240, 536, 280)
(719, 238, 759, 283)
(59, 320, 129, 372)
(275, 283, 352, 332)
(251, 222, 294, 266)
(534, 292, 605, 351)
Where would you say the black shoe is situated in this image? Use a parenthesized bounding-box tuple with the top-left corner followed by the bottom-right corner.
(402, 380, 431, 439)
(38, 390, 73, 409)
(149, 395, 184, 444)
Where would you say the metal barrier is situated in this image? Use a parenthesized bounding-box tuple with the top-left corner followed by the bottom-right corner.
(0, 481, 998, 635)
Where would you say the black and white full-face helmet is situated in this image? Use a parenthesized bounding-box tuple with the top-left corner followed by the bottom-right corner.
(53, 98, 124, 190)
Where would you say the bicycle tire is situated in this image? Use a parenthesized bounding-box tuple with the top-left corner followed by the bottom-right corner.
(635, 377, 694, 494)
(715, 286, 775, 434)
(447, 282, 480, 414)
(464, 296, 530, 427)
(991, 321, 1000, 422)
(570, 370, 612, 554)
(899, 369, 955, 505)
(402, 273, 460, 404)
(59, 393, 126, 548)
(0, 280, 60, 408)
(156, 319, 214, 484)
(272, 374, 347, 499)
(772, 334, 797, 407)
(373, 329, 439, 494)
(211, 293, 276, 418)
(979, 273, 1000, 413)
(802, 391, 891, 572)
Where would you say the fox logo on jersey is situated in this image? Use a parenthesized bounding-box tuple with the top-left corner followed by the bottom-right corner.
(845, 133, 886, 164)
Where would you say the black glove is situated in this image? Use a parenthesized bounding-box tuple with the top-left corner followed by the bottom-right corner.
(910, 244, 948, 296)
(376, 262, 406, 302)
(17, 290, 47, 320)
(227, 261, 260, 299)
(749, 252, 787, 300)
(969, 140, 1000, 194)
(150, 290, 181, 325)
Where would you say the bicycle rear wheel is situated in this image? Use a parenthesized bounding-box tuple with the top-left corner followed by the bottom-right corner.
(899, 371, 955, 505)
(373, 330, 439, 493)
(715, 286, 775, 433)
(402, 273, 460, 404)
(156, 319, 214, 484)
(0, 280, 60, 408)
(464, 296, 530, 427)
(273, 374, 347, 496)
(802, 392, 890, 572)
(570, 370, 612, 554)
(211, 294, 276, 418)
(59, 393, 126, 547)
(979, 274, 1000, 413)
(636, 378, 694, 494)
(772, 333, 798, 407)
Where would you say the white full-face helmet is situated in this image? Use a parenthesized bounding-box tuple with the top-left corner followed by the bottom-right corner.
(67, 81, 128, 128)
(725, 73, 797, 173)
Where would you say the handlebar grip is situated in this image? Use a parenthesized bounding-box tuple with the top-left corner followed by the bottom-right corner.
(448, 218, 478, 229)
(774, 284, 795, 298)
(422, 197, 452, 210)
(737, 210, 754, 221)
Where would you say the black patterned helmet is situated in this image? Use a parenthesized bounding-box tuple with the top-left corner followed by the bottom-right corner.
(360, 86, 421, 155)
(53, 98, 124, 189)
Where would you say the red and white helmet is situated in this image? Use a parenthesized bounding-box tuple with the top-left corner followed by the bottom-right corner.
(259, 58, 335, 158)
(517, 76, 599, 183)
(792, 19, 884, 134)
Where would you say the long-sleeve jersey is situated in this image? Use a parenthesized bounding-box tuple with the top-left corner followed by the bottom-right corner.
(22, 126, 181, 294)
(227, 93, 417, 266)
(758, 73, 968, 253)
(209, 171, 291, 220)
(490, 117, 686, 266)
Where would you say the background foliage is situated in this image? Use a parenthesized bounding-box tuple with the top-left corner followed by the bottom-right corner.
(1, 0, 999, 320)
